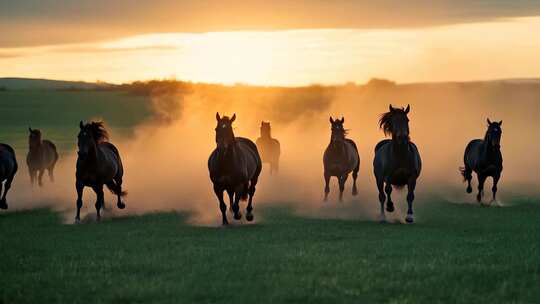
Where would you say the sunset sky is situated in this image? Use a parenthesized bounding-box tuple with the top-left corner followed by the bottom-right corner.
(1, 0, 540, 85)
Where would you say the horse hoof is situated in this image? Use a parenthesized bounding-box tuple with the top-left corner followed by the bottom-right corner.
(75, 218, 80, 224)
(386, 203, 395, 213)
(352, 188, 358, 196)
(405, 215, 414, 223)
(234, 212, 242, 220)
(378, 214, 386, 223)
(466, 187, 472, 193)
(0, 201, 7, 210)
(117, 202, 126, 209)
(222, 220, 229, 226)
(246, 213, 254, 222)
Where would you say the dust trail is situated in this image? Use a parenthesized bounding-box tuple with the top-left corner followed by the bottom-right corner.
(5, 80, 540, 224)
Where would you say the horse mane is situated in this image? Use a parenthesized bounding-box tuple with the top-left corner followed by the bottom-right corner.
(88, 121, 109, 142)
(378, 111, 394, 136)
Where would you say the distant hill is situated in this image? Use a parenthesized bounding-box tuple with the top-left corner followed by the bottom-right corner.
(0, 78, 113, 90)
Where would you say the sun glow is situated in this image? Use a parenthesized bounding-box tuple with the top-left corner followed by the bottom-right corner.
(2, 17, 540, 85)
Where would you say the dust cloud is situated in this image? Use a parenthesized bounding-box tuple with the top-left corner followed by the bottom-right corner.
(6, 80, 540, 224)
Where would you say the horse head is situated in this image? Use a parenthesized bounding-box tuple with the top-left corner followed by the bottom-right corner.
(260, 121, 271, 138)
(379, 104, 410, 144)
(486, 118, 503, 148)
(215, 112, 236, 150)
(329, 116, 346, 144)
(78, 121, 108, 157)
(28, 127, 42, 149)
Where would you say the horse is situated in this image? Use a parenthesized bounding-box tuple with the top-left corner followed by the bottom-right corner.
(460, 119, 503, 204)
(208, 113, 262, 225)
(323, 117, 360, 202)
(26, 128, 59, 186)
(75, 121, 126, 223)
(256, 121, 281, 174)
(373, 105, 422, 223)
(0, 144, 17, 210)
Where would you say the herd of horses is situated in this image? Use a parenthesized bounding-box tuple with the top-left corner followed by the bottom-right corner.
(0, 104, 503, 225)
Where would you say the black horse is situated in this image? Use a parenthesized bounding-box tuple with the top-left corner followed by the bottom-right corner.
(373, 105, 422, 223)
(208, 113, 262, 225)
(75, 121, 126, 223)
(460, 119, 503, 204)
(27, 128, 58, 186)
(0, 144, 17, 210)
(256, 121, 281, 174)
(323, 117, 360, 202)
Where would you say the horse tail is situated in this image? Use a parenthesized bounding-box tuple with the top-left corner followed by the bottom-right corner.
(106, 181, 128, 197)
(240, 183, 249, 201)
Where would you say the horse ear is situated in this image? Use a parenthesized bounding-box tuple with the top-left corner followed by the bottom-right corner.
(389, 104, 394, 112)
(28, 127, 32, 133)
(487, 118, 492, 125)
(79, 121, 84, 129)
(498, 120, 503, 126)
(329, 117, 334, 124)
(405, 104, 410, 114)
(231, 113, 236, 122)
(341, 117, 345, 123)
(216, 112, 221, 121)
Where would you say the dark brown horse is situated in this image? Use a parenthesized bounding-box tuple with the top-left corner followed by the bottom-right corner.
(75, 121, 126, 223)
(208, 113, 262, 225)
(373, 105, 421, 223)
(460, 119, 503, 204)
(256, 121, 281, 174)
(0, 144, 17, 210)
(26, 128, 58, 186)
(323, 117, 360, 202)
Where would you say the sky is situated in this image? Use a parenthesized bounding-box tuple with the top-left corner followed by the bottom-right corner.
(1, 0, 540, 85)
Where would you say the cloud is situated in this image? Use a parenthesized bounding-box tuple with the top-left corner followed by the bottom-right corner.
(1, 0, 540, 47)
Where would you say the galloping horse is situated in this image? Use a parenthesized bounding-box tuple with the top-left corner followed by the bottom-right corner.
(27, 128, 58, 186)
(323, 117, 360, 202)
(0, 144, 17, 210)
(75, 121, 126, 223)
(373, 105, 421, 223)
(460, 119, 503, 204)
(208, 113, 262, 225)
(256, 121, 281, 174)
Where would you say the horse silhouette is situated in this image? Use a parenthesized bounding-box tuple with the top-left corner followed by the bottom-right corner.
(373, 105, 422, 223)
(256, 121, 280, 174)
(460, 119, 503, 204)
(323, 117, 360, 202)
(75, 121, 126, 223)
(0, 144, 17, 210)
(208, 113, 262, 225)
(26, 128, 58, 186)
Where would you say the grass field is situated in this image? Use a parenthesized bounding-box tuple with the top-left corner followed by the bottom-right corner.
(1, 88, 539, 303)
(1, 198, 539, 303)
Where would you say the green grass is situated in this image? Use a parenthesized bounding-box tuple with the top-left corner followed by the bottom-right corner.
(1, 200, 539, 303)
(0, 90, 152, 153)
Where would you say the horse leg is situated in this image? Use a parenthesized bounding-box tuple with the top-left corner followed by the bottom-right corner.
(93, 185, 104, 221)
(0, 182, 5, 209)
(246, 177, 258, 222)
(491, 173, 501, 205)
(405, 179, 416, 223)
(464, 166, 473, 193)
(376, 178, 386, 222)
(477, 174, 487, 204)
(232, 185, 243, 220)
(213, 184, 228, 225)
(38, 169, 45, 187)
(29, 168, 35, 185)
(75, 181, 84, 223)
(226, 189, 234, 212)
(48, 167, 55, 182)
(113, 177, 125, 209)
(384, 181, 394, 212)
(352, 166, 359, 196)
(323, 172, 331, 201)
(338, 174, 348, 202)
